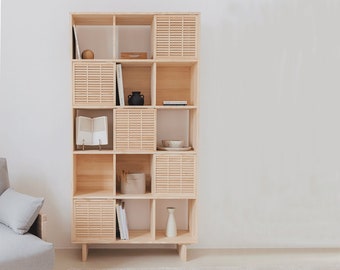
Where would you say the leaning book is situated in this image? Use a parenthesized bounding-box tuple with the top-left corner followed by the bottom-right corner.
(116, 63, 125, 106)
(72, 25, 81, 59)
(76, 116, 108, 146)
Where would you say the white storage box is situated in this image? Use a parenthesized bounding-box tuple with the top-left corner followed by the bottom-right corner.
(121, 173, 146, 194)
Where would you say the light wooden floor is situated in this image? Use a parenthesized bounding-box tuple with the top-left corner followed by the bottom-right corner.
(54, 248, 340, 269)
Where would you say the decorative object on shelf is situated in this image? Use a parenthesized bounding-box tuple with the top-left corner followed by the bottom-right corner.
(166, 207, 177, 237)
(162, 140, 184, 148)
(120, 171, 146, 194)
(82, 49, 94, 59)
(75, 116, 108, 150)
(157, 146, 192, 151)
(121, 52, 147, 59)
(128, 91, 144, 105)
(163, 100, 187, 106)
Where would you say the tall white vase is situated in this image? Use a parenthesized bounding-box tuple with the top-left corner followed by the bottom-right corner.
(166, 207, 177, 237)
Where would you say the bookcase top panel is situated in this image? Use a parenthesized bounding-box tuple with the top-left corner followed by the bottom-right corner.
(72, 14, 114, 25)
(71, 12, 200, 26)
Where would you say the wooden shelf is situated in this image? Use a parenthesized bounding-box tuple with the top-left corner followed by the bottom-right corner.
(116, 231, 153, 243)
(73, 190, 114, 198)
(71, 12, 199, 262)
(155, 230, 196, 244)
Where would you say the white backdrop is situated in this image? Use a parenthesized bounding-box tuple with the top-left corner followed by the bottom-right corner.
(1, 0, 340, 249)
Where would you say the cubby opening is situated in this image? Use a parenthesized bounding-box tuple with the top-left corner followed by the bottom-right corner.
(116, 199, 153, 241)
(120, 63, 153, 106)
(116, 25, 152, 59)
(156, 63, 198, 106)
(73, 154, 114, 197)
(157, 108, 198, 151)
(155, 199, 196, 242)
(73, 109, 113, 151)
(74, 25, 114, 59)
(116, 154, 152, 195)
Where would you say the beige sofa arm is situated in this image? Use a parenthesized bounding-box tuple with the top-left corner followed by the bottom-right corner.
(28, 213, 47, 240)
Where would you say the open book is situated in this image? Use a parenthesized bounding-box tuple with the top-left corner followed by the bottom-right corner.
(76, 116, 108, 146)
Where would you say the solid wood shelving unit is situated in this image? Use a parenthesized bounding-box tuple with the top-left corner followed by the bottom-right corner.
(71, 12, 200, 261)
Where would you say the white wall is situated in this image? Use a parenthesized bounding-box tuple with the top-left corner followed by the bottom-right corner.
(1, 0, 340, 249)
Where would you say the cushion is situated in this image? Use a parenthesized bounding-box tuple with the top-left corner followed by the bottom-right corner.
(0, 188, 44, 234)
(0, 223, 54, 270)
(0, 158, 10, 195)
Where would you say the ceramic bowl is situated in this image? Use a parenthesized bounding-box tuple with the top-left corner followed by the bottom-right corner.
(162, 140, 184, 148)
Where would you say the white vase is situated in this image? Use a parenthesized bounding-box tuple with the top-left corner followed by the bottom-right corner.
(166, 207, 177, 237)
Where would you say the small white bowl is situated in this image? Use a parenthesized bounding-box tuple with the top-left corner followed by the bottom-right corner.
(162, 140, 184, 148)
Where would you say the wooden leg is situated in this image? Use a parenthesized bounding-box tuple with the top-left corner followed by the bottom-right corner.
(82, 244, 88, 262)
(177, 244, 187, 261)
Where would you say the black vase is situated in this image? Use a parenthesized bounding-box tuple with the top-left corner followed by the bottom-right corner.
(128, 91, 144, 105)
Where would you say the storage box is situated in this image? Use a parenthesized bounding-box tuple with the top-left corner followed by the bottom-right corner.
(121, 173, 146, 194)
(121, 52, 147, 59)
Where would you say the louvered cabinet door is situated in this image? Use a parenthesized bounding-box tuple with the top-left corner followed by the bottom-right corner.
(73, 61, 115, 106)
(114, 109, 156, 151)
(73, 199, 116, 243)
(155, 15, 199, 59)
(154, 154, 197, 196)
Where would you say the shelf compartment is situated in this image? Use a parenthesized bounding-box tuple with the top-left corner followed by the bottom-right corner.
(157, 109, 198, 151)
(73, 198, 116, 242)
(114, 108, 156, 151)
(73, 61, 115, 106)
(73, 154, 114, 196)
(155, 15, 199, 59)
(156, 62, 198, 106)
(116, 25, 152, 59)
(74, 26, 114, 59)
(116, 154, 152, 195)
(155, 199, 197, 243)
(154, 154, 196, 196)
(115, 14, 154, 59)
(119, 63, 152, 106)
(116, 199, 153, 241)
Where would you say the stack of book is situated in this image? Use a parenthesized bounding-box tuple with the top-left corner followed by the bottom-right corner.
(116, 200, 129, 240)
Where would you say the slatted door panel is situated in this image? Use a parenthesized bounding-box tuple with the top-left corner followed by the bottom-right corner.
(73, 199, 116, 242)
(155, 15, 199, 58)
(73, 62, 115, 106)
(155, 154, 196, 196)
(114, 109, 156, 151)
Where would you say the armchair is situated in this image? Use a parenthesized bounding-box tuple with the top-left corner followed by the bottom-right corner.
(0, 158, 54, 270)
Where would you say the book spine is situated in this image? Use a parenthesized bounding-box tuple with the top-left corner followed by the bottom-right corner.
(72, 25, 81, 59)
(116, 64, 125, 106)
(121, 201, 129, 240)
(116, 201, 125, 239)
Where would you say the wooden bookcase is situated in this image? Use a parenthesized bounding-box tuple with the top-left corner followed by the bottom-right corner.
(71, 12, 200, 261)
